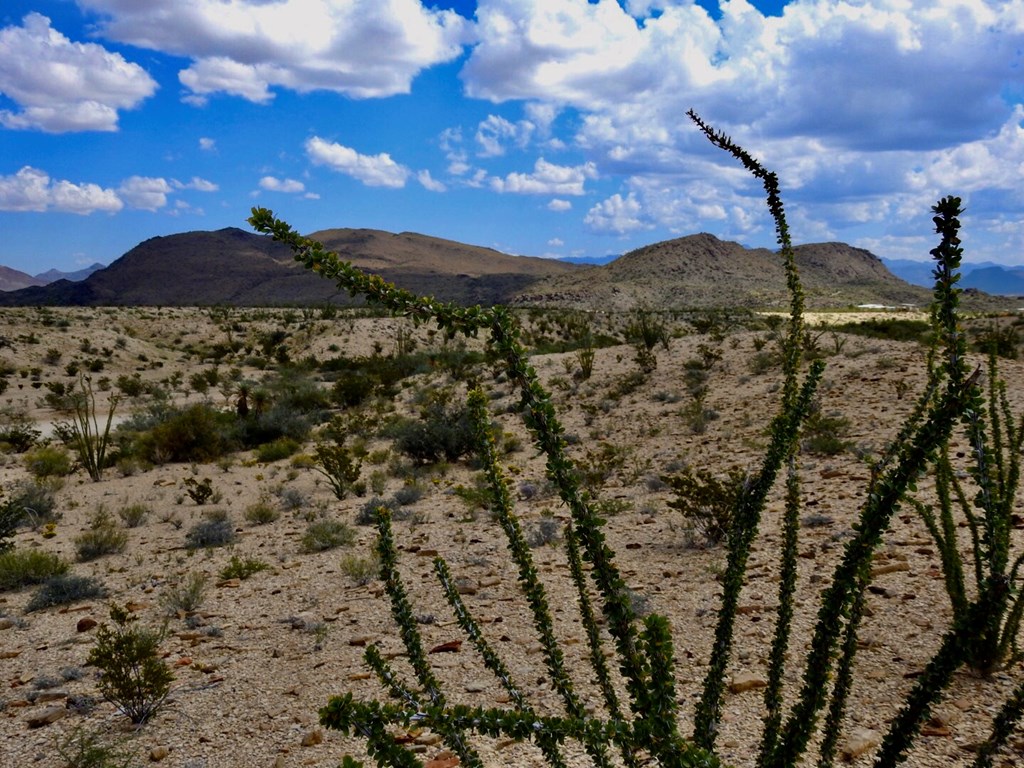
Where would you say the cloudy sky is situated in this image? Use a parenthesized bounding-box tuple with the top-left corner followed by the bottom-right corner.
(0, 0, 1021, 275)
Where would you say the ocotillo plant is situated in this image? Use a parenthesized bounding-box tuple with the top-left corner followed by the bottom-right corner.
(249, 113, 1024, 767)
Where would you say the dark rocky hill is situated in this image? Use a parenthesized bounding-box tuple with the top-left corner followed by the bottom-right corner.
(0, 227, 578, 307)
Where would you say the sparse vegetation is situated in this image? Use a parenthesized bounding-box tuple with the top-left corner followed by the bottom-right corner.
(74, 508, 129, 562)
(300, 518, 355, 553)
(185, 510, 236, 549)
(25, 573, 106, 612)
(0, 548, 69, 591)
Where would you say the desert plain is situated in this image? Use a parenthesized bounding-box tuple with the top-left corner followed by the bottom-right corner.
(0, 303, 1023, 768)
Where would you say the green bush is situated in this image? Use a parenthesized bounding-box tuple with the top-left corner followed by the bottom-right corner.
(23, 444, 74, 478)
(1, 480, 59, 530)
(314, 441, 363, 500)
(185, 510, 235, 549)
(390, 398, 475, 465)
(219, 555, 269, 581)
(117, 502, 150, 528)
(300, 518, 355, 553)
(25, 573, 106, 612)
(243, 498, 280, 526)
(664, 466, 747, 546)
(0, 548, 69, 591)
(86, 604, 172, 724)
(75, 509, 128, 562)
(134, 403, 234, 464)
(0, 420, 41, 452)
(160, 572, 207, 616)
(256, 436, 301, 463)
(55, 726, 136, 768)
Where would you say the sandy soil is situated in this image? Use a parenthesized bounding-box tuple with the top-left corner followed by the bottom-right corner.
(0, 305, 1022, 768)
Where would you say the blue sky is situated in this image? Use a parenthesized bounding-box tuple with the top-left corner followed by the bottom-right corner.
(0, 0, 1021, 275)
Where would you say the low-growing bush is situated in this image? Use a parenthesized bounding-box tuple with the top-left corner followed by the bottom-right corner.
(219, 555, 269, 581)
(86, 604, 173, 724)
(23, 444, 73, 478)
(664, 466, 747, 546)
(160, 572, 207, 616)
(25, 573, 106, 612)
(185, 510, 236, 549)
(244, 498, 280, 526)
(390, 397, 475, 465)
(339, 553, 377, 586)
(300, 518, 355, 553)
(356, 496, 400, 526)
(0, 548, 69, 591)
(117, 502, 150, 528)
(55, 726, 136, 768)
(1, 480, 59, 530)
(75, 509, 128, 562)
(256, 436, 301, 463)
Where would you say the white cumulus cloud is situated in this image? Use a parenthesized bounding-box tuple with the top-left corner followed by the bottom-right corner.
(417, 170, 446, 192)
(259, 176, 306, 194)
(77, 0, 470, 103)
(0, 13, 157, 132)
(0, 167, 123, 214)
(584, 192, 649, 234)
(475, 114, 535, 157)
(491, 158, 597, 195)
(118, 177, 173, 211)
(547, 199, 572, 212)
(306, 137, 410, 188)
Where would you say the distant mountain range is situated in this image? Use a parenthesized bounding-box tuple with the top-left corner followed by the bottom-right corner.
(0, 227, 1016, 309)
(881, 258, 1024, 296)
(0, 262, 104, 292)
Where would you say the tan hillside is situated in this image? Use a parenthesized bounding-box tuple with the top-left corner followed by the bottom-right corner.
(513, 233, 931, 310)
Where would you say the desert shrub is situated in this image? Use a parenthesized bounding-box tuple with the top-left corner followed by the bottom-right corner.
(117, 502, 150, 528)
(527, 516, 562, 548)
(390, 397, 475, 465)
(2, 480, 59, 530)
(0, 420, 41, 453)
(973, 322, 1019, 359)
(392, 481, 425, 507)
(23, 444, 73, 478)
(801, 401, 852, 456)
(134, 403, 234, 463)
(300, 518, 355, 553)
(59, 375, 119, 482)
(830, 317, 931, 344)
(256, 436, 301, 463)
(55, 726, 136, 768)
(0, 548, 69, 591)
(183, 476, 215, 505)
(276, 486, 308, 513)
(232, 400, 316, 449)
(185, 510, 235, 549)
(339, 553, 377, 586)
(75, 508, 129, 562)
(219, 555, 269, 581)
(86, 604, 172, 724)
(314, 441, 363, 500)
(244, 498, 280, 525)
(160, 572, 207, 616)
(356, 496, 400, 526)
(664, 466, 747, 546)
(25, 573, 106, 612)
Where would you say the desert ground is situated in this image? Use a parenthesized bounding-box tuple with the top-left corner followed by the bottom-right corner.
(1, 304, 1023, 768)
